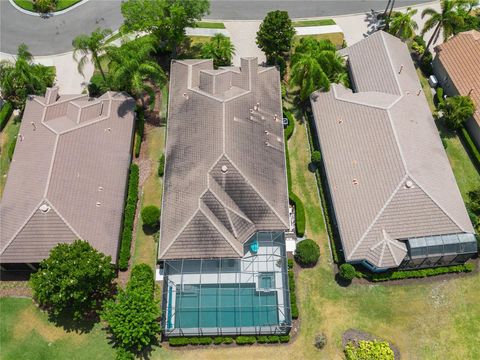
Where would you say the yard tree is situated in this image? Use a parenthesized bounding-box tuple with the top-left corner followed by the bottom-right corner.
(0, 44, 55, 110)
(256, 10, 296, 65)
(121, 0, 210, 56)
(141, 205, 161, 228)
(439, 95, 475, 130)
(201, 33, 235, 68)
(387, 7, 418, 40)
(108, 37, 166, 105)
(102, 264, 160, 354)
(72, 27, 113, 81)
(294, 239, 320, 267)
(29, 240, 115, 321)
(290, 53, 329, 102)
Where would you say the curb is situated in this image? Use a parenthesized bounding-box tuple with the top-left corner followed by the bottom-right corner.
(8, 0, 90, 17)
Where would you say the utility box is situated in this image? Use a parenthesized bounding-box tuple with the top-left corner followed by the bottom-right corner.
(428, 75, 438, 88)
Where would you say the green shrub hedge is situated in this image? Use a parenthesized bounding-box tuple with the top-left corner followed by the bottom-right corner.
(0, 101, 13, 131)
(339, 263, 356, 281)
(288, 269, 299, 319)
(213, 336, 234, 345)
(283, 109, 295, 140)
(294, 239, 320, 267)
(235, 336, 256, 345)
(158, 153, 165, 177)
(141, 205, 160, 228)
(128, 263, 154, 291)
(118, 164, 139, 270)
(368, 263, 474, 282)
(168, 337, 213, 346)
(8, 139, 16, 161)
(134, 107, 145, 158)
(289, 193, 305, 237)
(287, 258, 294, 269)
(279, 335, 290, 343)
(169, 335, 288, 347)
(460, 127, 480, 170)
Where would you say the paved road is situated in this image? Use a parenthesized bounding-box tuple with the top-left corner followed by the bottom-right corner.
(1, 0, 434, 55)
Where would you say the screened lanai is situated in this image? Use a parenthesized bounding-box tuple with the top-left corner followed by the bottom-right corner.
(162, 232, 291, 336)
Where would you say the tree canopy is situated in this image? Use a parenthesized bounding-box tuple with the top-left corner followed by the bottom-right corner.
(439, 95, 475, 129)
(388, 7, 418, 40)
(0, 44, 55, 109)
(201, 33, 235, 68)
(29, 240, 115, 321)
(256, 10, 296, 65)
(121, 0, 210, 55)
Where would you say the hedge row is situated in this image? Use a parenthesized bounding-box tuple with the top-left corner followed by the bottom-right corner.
(367, 263, 474, 282)
(288, 270, 299, 319)
(158, 153, 165, 177)
(8, 139, 16, 161)
(134, 107, 145, 158)
(118, 164, 139, 270)
(169, 335, 290, 347)
(289, 192, 305, 237)
(0, 101, 13, 131)
(460, 126, 480, 170)
(283, 109, 295, 140)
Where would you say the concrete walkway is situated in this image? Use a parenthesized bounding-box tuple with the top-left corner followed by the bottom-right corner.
(224, 21, 265, 66)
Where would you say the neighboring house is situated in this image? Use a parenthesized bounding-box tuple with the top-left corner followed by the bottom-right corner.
(310, 31, 477, 272)
(433, 30, 480, 147)
(0, 88, 135, 270)
(159, 58, 291, 336)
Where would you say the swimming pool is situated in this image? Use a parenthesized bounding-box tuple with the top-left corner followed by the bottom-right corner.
(170, 283, 279, 329)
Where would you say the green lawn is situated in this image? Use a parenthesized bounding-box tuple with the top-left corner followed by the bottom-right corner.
(195, 21, 226, 29)
(13, 0, 82, 12)
(294, 33, 344, 48)
(292, 19, 336, 27)
(0, 116, 20, 197)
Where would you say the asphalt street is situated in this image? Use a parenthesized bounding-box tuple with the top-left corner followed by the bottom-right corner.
(1, 0, 433, 55)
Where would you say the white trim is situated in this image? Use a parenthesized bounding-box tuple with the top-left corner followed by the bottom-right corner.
(8, 0, 90, 17)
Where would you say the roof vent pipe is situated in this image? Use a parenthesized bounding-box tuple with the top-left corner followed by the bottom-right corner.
(398, 65, 404, 74)
(417, 89, 421, 96)
(221, 165, 228, 174)
(405, 180, 413, 188)
(31, 122, 36, 131)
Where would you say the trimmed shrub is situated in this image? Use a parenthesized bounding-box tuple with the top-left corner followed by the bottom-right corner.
(288, 270, 299, 319)
(436, 87, 444, 105)
(460, 127, 480, 170)
(283, 109, 295, 140)
(311, 150, 321, 165)
(294, 239, 320, 267)
(169, 337, 189, 346)
(235, 336, 256, 345)
(279, 335, 290, 343)
(118, 164, 139, 270)
(314, 332, 327, 349)
(344, 340, 394, 360)
(158, 153, 165, 177)
(339, 263, 356, 281)
(134, 107, 145, 158)
(222, 337, 234, 344)
(213, 337, 224, 345)
(141, 205, 160, 228)
(289, 193, 305, 237)
(367, 263, 474, 282)
(267, 335, 280, 343)
(0, 101, 13, 131)
(256, 336, 268, 344)
(8, 139, 16, 161)
(287, 258, 294, 269)
(129, 264, 155, 292)
(197, 337, 213, 345)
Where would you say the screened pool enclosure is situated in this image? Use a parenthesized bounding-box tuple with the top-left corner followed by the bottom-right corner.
(161, 232, 291, 336)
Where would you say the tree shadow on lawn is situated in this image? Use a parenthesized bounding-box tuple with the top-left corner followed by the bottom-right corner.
(334, 273, 353, 288)
(142, 224, 160, 236)
(47, 310, 98, 334)
(105, 330, 162, 360)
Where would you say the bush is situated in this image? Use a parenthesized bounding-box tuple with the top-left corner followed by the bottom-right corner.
(344, 340, 394, 360)
(287, 258, 294, 269)
(88, 74, 109, 97)
(311, 150, 321, 165)
(158, 153, 165, 177)
(256, 336, 268, 343)
(223, 337, 234, 344)
(8, 139, 16, 161)
(439, 95, 475, 130)
(289, 193, 305, 237)
(288, 270, 299, 319)
(34, 0, 57, 13)
(30, 240, 115, 321)
(169, 337, 189, 346)
(141, 205, 160, 228)
(279, 335, 290, 343)
(118, 164, 139, 270)
(197, 337, 213, 345)
(368, 263, 474, 282)
(267, 335, 279, 343)
(314, 332, 327, 349)
(134, 107, 145, 158)
(339, 263, 356, 281)
(283, 110, 295, 140)
(295, 239, 320, 267)
(102, 264, 160, 353)
(0, 101, 13, 131)
(115, 348, 135, 360)
(235, 336, 256, 345)
(460, 127, 480, 170)
(436, 87, 444, 106)
(213, 336, 224, 345)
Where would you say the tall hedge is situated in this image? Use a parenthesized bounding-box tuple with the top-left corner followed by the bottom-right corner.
(158, 153, 165, 177)
(289, 193, 305, 237)
(283, 109, 295, 140)
(118, 164, 139, 270)
(288, 269, 298, 319)
(0, 101, 13, 131)
(134, 107, 145, 158)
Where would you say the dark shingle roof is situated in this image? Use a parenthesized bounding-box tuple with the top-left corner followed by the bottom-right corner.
(159, 58, 289, 260)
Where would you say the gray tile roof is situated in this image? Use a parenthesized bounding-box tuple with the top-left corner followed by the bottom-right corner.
(159, 58, 289, 260)
(311, 31, 474, 269)
(0, 88, 135, 263)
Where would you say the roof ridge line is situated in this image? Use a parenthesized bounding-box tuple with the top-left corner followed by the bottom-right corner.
(1, 199, 44, 255)
(386, 240, 400, 266)
(223, 154, 290, 229)
(348, 174, 408, 260)
(158, 209, 200, 259)
(332, 85, 402, 110)
(407, 174, 466, 233)
(44, 199, 83, 240)
(379, 31, 403, 96)
(58, 99, 112, 135)
(43, 134, 60, 199)
(385, 107, 409, 171)
(199, 205, 243, 257)
(207, 181, 253, 224)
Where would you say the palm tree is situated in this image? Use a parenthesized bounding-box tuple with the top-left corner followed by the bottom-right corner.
(290, 53, 330, 102)
(0, 44, 55, 109)
(201, 34, 235, 68)
(456, 0, 479, 13)
(72, 28, 113, 81)
(421, 0, 464, 52)
(108, 37, 166, 106)
(388, 7, 419, 40)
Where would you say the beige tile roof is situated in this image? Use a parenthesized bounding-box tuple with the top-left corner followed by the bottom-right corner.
(0, 89, 135, 263)
(311, 31, 474, 269)
(434, 30, 480, 127)
(159, 58, 289, 260)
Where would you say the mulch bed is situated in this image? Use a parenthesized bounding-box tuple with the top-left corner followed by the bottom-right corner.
(342, 328, 400, 359)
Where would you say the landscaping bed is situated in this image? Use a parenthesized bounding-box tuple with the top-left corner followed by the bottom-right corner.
(292, 19, 336, 27)
(196, 21, 225, 29)
(342, 329, 400, 360)
(13, 0, 82, 12)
